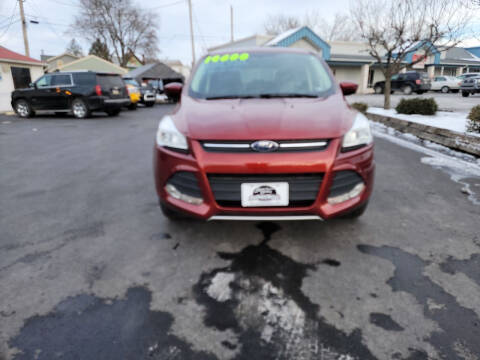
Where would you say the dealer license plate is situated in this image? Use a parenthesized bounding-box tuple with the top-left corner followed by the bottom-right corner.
(241, 182, 289, 207)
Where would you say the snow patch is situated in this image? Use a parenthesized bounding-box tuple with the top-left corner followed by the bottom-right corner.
(368, 107, 480, 138)
(206, 272, 235, 302)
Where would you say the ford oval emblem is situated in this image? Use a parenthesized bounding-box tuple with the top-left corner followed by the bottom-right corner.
(251, 140, 279, 152)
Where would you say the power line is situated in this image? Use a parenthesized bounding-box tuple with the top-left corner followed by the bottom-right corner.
(0, 1, 18, 39)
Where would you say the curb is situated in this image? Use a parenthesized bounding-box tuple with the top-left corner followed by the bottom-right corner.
(366, 112, 480, 157)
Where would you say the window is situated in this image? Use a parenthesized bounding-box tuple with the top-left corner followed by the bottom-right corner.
(72, 73, 96, 86)
(368, 69, 375, 87)
(51, 74, 71, 86)
(11, 67, 32, 89)
(36, 75, 52, 87)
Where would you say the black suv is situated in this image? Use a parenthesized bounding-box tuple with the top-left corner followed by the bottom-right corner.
(11, 71, 130, 118)
(373, 71, 431, 95)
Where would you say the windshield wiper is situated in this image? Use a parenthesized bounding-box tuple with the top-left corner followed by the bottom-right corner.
(205, 93, 319, 100)
(257, 93, 319, 98)
(205, 95, 260, 100)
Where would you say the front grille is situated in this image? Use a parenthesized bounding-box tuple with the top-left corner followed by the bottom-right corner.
(201, 140, 329, 153)
(329, 171, 364, 197)
(166, 171, 202, 198)
(208, 173, 323, 207)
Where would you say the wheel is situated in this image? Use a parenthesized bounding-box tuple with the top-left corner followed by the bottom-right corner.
(71, 98, 90, 119)
(127, 103, 137, 110)
(374, 86, 383, 94)
(160, 202, 189, 221)
(462, 91, 470, 97)
(145, 102, 155, 107)
(106, 109, 121, 116)
(441, 86, 449, 93)
(14, 99, 35, 118)
(402, 85, 413, 95)
(342, 201, 369, 219)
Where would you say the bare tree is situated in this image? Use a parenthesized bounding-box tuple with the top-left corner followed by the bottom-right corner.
(66, 39, 83, 57)
(306, 12, 361, 42)
(72, 0, 159, 67)
(351, 0, 473, 109)
(264, 15, 301, 35)
(264, 12, 360, 41)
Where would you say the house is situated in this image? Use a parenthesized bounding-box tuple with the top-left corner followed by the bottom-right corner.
(207, 27, 480, 93)
(163, 59, 191, 78)
(44, 52, 80, 73)
(48, 54, 128, 75)
(124, 52, 144, 70)
(126, 62, 184, 89)
(0, 46, 44, 112)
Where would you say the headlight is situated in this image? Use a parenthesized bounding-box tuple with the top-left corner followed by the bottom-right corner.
(342, 113, 373, 151)
(156, 115, 188, 151)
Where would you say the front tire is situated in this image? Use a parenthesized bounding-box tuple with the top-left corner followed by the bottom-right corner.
(403, 85, 413, 95)
(462, 91, 470, 97)
(71, 98, 90, 119)
(342, 201, 369, 219)
(14, 99, 35, 118)
(160, 202, 189, 221)
(441, 86, 449, 93)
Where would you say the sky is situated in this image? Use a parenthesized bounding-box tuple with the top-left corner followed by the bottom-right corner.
(0, 0, 350, 64)
(1, 0, 480, 66)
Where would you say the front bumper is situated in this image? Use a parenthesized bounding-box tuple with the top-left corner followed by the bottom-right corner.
(153, 139, 375, 220)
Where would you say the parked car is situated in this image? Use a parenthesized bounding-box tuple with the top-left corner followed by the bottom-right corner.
(457, 72, 480, 81)
(430, 75, 461, 93)
(139, 82, 156, 107)
(11, 71, 129, 118)
(460, 75, 480, 97)
(123, 78, 141, 110)
(373, 71, 431, 95)
(123, 77, 156, 107)
(154, 48, 375, 221)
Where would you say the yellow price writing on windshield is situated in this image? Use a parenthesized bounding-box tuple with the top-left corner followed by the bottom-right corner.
(204, 52, 250, 64)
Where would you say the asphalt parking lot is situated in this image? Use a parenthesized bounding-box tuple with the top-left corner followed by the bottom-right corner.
(348, 92, 480, 112)
(1, 105, 480, 360)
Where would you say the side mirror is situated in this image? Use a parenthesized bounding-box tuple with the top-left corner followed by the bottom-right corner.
(164, 82, 183, 103)
(340, 82, 358, 96)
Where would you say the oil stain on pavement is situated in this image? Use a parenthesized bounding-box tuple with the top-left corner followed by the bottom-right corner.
(358, 245, 480, 359)
(194, 222, 376, 360)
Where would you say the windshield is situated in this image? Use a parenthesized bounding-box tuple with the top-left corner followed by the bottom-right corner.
(124, 78, 139, 87)
(189, 52, 334, 99)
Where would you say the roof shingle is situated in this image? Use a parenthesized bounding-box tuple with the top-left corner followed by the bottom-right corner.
(0, 46, 42, 64)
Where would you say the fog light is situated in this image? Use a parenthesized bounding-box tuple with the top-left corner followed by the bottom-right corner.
(165, 184, 203, 205)
(327, 182, 365, 205)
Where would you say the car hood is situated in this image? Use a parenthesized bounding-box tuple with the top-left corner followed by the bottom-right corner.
(174, 93, 355, 141)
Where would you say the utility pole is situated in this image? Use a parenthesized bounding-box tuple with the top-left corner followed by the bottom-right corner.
(187, 0, 195, 68)
(18, 0, 30, 57)
(230, 5, 234, 42)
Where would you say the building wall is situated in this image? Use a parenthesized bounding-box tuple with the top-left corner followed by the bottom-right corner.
(330, 66, 363, 84)
(46, 54, 78, 72)
(0, 61, 43, 112)
(288, 39, 321, 54)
